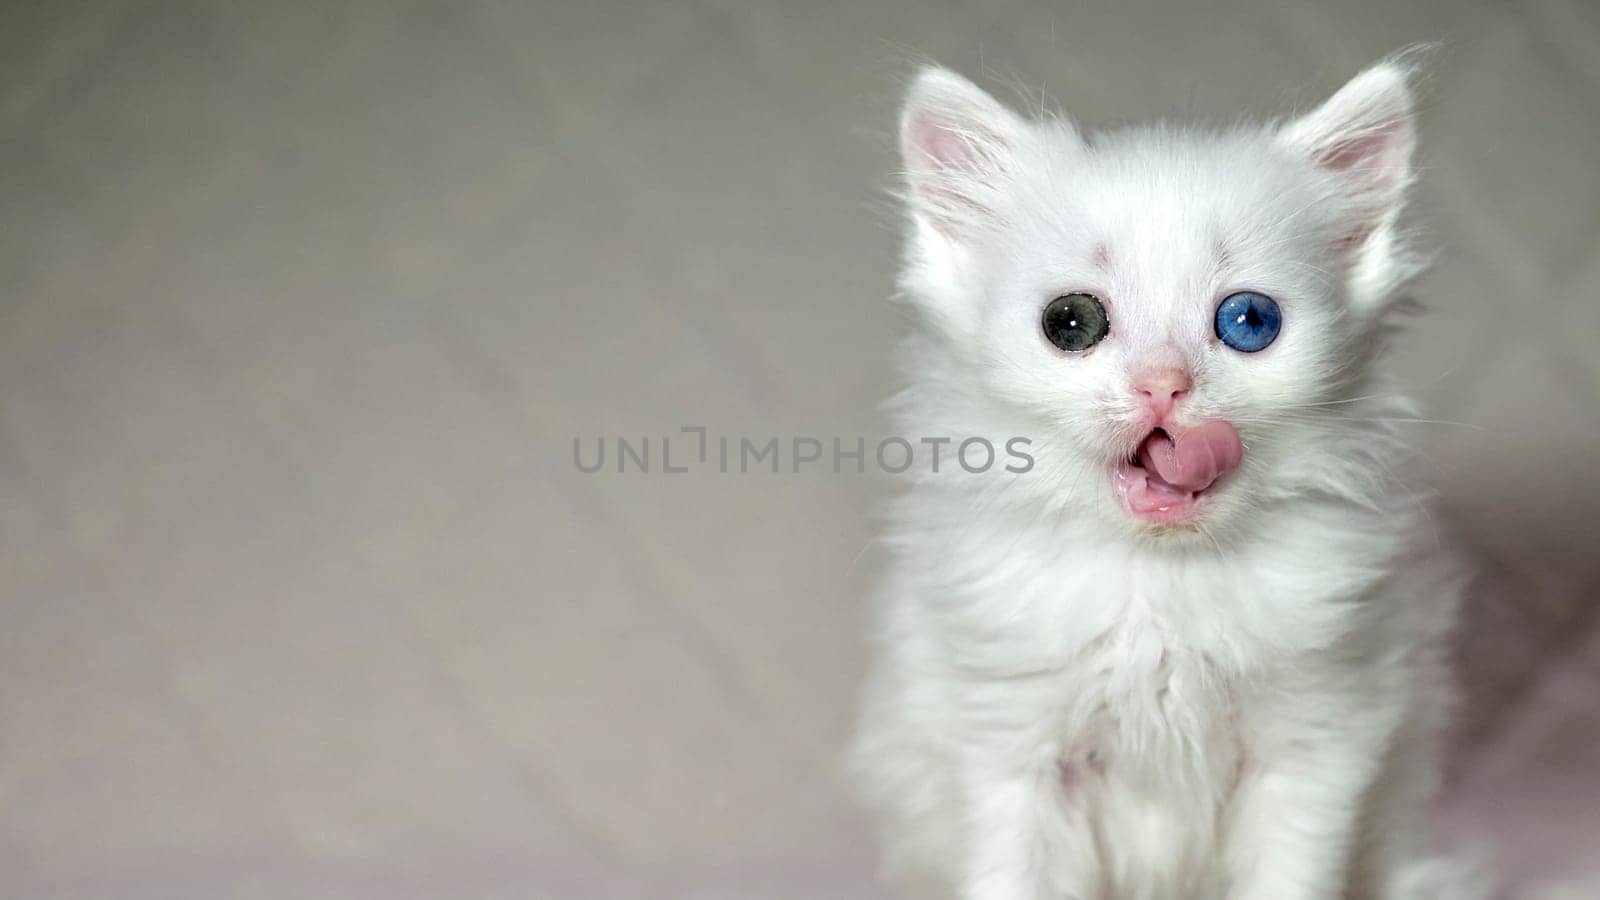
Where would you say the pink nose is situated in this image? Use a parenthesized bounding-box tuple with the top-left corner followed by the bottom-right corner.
(1131, 367, 1193, 419)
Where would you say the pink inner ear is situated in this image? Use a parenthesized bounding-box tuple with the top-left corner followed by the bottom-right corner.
(901, 109, 1011, 238)
(1315, 118, 1413, 195)
(1324, 133, 1384, 171)
(906, 112, 987, 175)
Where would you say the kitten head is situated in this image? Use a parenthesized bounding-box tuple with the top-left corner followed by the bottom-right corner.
(894, 56, 1424, 539)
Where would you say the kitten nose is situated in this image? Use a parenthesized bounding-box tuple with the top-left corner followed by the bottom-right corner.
(1131, 367, 1193, 419)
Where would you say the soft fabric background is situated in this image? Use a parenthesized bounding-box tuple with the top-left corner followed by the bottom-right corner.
(1, 1, 1596, 897)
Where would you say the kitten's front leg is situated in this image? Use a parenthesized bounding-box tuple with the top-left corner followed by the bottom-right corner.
(958, 756, 1056, 900)
(1224, 713, 1390, 900)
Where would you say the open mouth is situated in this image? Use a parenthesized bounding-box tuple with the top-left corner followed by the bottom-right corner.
(1111, 421, 1243, 526)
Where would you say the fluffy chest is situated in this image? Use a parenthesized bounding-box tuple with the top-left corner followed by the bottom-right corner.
(1054, 617, 1246, 897)
(924, 537, 1257, 776)
(918, 503, 1378, 688)
(1057, 613, 1241, 776)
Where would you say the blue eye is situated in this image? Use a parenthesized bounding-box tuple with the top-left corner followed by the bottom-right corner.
(1214, 291, 1282, 353)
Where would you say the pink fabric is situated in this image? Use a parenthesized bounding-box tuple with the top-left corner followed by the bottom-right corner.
(1440, 558, 1600, 896)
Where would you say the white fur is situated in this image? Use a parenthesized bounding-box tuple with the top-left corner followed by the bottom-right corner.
(851, 53, 1491, 900)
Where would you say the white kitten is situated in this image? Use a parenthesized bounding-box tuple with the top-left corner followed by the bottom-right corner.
(850, 54, 1491, 900)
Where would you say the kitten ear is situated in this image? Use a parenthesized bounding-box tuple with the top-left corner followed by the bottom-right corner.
(1278, 58, 1418, 240)
(899, 67, 1027, 241)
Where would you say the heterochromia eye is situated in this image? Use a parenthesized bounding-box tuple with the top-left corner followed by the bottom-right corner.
(1042, 293, 1110, 352)
(1214, 291, 1282, 352)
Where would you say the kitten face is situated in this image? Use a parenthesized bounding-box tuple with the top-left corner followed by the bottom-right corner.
(895, 64, 1419, 537)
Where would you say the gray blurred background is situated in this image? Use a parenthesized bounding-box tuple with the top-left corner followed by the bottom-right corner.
(2, 1, 1598, 898)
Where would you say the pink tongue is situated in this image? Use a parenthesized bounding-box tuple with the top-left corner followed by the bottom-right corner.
(1137, 421, 1243, 492)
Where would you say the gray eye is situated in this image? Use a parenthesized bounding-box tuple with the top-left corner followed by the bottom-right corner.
(1042, 293, 1110, 352)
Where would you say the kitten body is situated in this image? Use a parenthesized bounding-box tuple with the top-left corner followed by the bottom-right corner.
(851, 57, 1488, 900)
